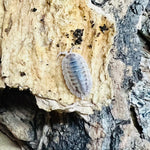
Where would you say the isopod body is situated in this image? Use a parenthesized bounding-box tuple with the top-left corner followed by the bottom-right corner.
(61, 52, 92, 99)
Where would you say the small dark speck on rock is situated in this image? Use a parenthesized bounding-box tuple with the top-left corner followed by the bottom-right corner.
(2, 76, 7, 79)
(88, 44, 92, 48)
(20, 72, 26, 77)
(40, 19, 44, 22)
(5, 28, 9, 32)
(74, 38, 82, 45)
(90, 20, 94, 24)
(31, 8, 37, 12)
(112, 99, 115, 102)
(90, 20, 95, 28)
(71, 43, 75, 46)
(47, 1, 51, 5)
(66, 34, 69, 38)
(73, 29, 84, 38)
(97, 32, 100, 37)
(73, 29, 84, 45)
(99, 24, 108, 33)
(56, 44, 60, 47)
(91, 24, 95, 28)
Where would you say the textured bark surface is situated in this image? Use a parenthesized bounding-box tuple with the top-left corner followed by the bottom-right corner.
(0, 0, 150, 150)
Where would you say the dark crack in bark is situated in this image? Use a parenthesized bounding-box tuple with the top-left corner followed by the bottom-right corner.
(130, 106, 144, 138)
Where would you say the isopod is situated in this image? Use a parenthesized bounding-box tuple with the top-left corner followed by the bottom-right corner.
(58, 49, 92, 99)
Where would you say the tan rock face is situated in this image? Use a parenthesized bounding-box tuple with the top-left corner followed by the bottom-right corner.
(1, 0, 115, 114)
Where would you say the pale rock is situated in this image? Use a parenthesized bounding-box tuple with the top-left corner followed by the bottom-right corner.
(1, 0, 116, 114)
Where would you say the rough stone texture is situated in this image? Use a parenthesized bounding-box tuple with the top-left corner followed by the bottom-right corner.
(0, 66, 4, 88)
(0, 131, 20, 150)
(0, 0, 116, 114)
(0, 89, 36, 142)
(130, 16, 150, 144)
(0, 0, 150, 150)
(1, 89, 150, 150)
(0, 89, 91, 149)
(0, 0, 5, 88)
(91, 0, 134, 18)
(138, 0, 150, 43)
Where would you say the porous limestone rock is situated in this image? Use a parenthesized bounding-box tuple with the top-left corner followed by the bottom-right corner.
(1, 0, 116, 114)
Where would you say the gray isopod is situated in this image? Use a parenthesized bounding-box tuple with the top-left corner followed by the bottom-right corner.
(58, 49, 92, 99)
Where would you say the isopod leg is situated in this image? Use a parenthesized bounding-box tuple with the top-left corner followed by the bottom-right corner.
(57, 51, 68, 59)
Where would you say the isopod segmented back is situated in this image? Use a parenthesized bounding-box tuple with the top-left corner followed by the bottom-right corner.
(61, 52, 92, 99)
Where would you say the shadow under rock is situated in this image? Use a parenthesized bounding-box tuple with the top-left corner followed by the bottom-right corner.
(0, 88, 90, 150)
